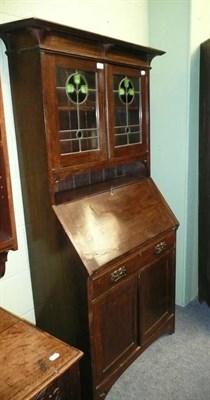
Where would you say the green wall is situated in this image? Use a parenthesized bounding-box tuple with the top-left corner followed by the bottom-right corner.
(148, 0, 210, 305)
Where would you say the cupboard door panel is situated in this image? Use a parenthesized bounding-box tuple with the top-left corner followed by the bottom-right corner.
(106, 64, 149, 161)
(90, 278, 138, 385)
(42, 54, 107, 172)
(139, 253, 175, 345)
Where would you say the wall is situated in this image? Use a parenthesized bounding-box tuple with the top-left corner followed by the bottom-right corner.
(0, 41, 35, 322)
(148, 0, 210, 305)
(0, 0, 148, 43)
(0, 0, 148, 321)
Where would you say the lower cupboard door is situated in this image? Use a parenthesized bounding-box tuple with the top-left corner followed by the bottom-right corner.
(33, 369, 79, 400)
(139, 254, 175, 345)
(90, 278, 138, 385)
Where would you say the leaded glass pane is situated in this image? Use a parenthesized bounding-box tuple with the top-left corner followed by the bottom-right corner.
(56, 67, 100, 154)
(113, 74, 142, 148)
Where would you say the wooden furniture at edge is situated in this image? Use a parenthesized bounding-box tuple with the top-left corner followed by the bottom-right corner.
(0, 307, 83, 400)
(199, 39, 210, 307)
(0, 77, 17, 277)
(0, 19, 179, 400)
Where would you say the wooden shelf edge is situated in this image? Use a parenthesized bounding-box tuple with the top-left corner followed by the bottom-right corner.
(0, 251, 8, 278)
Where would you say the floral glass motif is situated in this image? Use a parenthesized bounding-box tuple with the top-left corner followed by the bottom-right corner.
(118, 77, 135, 105)
(113, 74, 142, 147)
(66, 72, 89, 105)
(56, 67, 100, 155)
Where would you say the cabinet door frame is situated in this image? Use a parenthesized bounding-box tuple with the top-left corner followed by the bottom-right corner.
(41, 53, 107, 173)
(89, 276, 139, 387)
(138, 250, 175, 345)
(106, 64, 150, 161)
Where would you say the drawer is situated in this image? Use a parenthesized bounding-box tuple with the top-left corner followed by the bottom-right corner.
(89, 231, 176, 300)
(139, 230, 175, 269)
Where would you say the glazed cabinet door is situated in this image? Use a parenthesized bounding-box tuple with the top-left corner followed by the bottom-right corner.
(90, 277, 138, 396)
(139, 251, 175, 345)
(106, 64, 149, 161)
(41, 54, 107, 174)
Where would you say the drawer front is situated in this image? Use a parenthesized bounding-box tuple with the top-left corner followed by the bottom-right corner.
(33, 367, 81, 400)
(90, 231, 176, 300)
(34, 371, 69, 400)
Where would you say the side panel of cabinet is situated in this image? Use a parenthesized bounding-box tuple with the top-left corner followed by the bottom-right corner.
(139, 252, 175, 345)
(90, 278, 138, 391)
(199, 40, 210, 307)
(41, 53, 107, 173)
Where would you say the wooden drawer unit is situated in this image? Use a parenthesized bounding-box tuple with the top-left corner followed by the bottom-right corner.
(89, 253, 141, 300)
(0, 308, 83, 400)
(89, 231, 176, 300)
(139, 231, 175, 265)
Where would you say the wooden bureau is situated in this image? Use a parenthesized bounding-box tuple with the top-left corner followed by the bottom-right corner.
(0, 18, 179, 399)
(0, 308, 83, 400)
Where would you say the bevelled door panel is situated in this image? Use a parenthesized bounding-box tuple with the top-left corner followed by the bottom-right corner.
(42, 54, 107, 173)
(139, 254, 175, 345)
(90, 278, 138, 385)
(106, 64, 149, 161)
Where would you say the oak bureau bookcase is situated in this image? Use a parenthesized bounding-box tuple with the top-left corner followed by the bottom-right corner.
(0, 18, 179, 400)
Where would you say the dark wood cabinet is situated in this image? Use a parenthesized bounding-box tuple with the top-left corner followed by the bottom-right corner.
(0, 307, 83, 400)
(41, 44, 149, 177)
(89, 232, 176, 398)
(199, 39, 210, 307)
(0, 18, 179, 400)
(0, 77, 17, 277)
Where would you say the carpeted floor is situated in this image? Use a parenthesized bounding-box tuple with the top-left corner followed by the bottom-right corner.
(106, 299, 210, 400)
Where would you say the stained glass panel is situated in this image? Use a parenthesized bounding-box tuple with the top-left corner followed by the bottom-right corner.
(113, 74, 142, 148)
(56, 67, 100, 155)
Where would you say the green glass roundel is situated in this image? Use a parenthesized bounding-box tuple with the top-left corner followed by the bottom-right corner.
(118, 77, 135, 105)
(66, 72, 89, 104)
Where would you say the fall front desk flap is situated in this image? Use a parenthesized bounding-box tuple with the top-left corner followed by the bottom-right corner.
(53, 178, 179, 275)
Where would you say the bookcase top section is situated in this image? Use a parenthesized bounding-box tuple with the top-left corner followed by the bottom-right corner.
(0, 17, 165, 64)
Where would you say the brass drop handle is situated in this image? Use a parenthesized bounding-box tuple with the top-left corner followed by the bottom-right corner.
(111, 266, 127, 283)
(154, 241, 167, 255)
